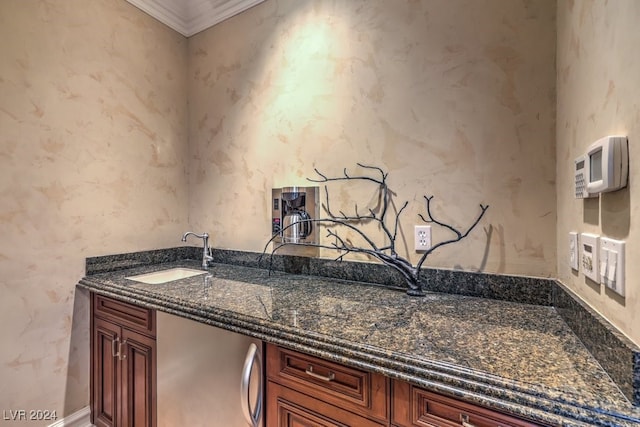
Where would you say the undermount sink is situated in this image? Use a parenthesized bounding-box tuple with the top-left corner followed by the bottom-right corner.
(125, 268, 207, 284)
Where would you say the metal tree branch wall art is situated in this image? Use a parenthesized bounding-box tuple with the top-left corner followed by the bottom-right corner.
(263, 164, 489, 296)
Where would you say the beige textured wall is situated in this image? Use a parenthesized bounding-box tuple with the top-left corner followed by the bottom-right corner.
(557, 0, 640, 346)
(0, 0, 188, 422)
(188, 0, 557, 276)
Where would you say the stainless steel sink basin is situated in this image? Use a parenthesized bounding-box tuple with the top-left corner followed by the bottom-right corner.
(125, 268, 207, 284)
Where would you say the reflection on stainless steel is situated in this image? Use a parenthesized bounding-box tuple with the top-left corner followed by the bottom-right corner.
(157, 312, 263, 426)
(271, 186, 320, 257)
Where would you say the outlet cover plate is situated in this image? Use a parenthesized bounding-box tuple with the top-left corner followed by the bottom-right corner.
(414, 225, 431, 251)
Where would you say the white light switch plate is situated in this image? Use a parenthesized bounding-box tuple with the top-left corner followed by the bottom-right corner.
(569, 232, 579, 271)
(580, 233, 599, 283)
(600, 237, 625, 297)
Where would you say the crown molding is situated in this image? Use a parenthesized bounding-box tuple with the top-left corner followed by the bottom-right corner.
(126, 0, 265, 37)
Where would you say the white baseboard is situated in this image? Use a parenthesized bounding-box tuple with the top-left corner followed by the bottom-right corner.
(48, 406, 92, 427)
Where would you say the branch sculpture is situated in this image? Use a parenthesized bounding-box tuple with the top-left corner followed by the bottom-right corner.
(261, 164, 489, 296)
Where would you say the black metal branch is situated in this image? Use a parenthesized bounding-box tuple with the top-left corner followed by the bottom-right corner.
(262, 164, 489, 296)
(317, 235, 418, 287)
(326, 229, 350, 252)
(317, 164, 397, 249)
(418, 195, 461, 236)
(326, 195, 380, 223)
(292, 217, 382, 251)
(322, 186, 336, 218)
(313, 165, 396, 243)
(390, 200, 409, 255)
(288, 221, 418, 289)
(266, 216, 417, 284)
(308, 163, 387, 186)
(415, 202, 489, 272)
(314, 165, 384, 218)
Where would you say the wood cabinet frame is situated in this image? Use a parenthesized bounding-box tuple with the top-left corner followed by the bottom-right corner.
(91, 294, 156, 427)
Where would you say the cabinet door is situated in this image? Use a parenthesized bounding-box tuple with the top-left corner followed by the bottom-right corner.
(92, 318, 120, 427)
(267, 381, 384, 427)
(91, 294, 156, 427)
(274, 399, 344, 427)
(120, 328, 156, 427)
(392, 380, 543, 427)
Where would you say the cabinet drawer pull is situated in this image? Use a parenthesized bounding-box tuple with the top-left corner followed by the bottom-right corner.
(120, 339, 127, 360)
(460, 413, 476, 427)
(111, 337, 128, 361)
(305, 365, 335, 382)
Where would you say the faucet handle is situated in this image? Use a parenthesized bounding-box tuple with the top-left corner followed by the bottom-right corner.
(205, 237, 213, 260)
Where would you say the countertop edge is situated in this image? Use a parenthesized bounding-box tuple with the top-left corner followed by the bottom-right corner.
(77, 276, 637, 427)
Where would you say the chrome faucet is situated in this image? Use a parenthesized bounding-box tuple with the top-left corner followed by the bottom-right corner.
(181, 231, 213, 269)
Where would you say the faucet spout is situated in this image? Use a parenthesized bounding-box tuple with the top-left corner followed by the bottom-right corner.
(182, 231, 204, 242)
(181, 231, 213, 269)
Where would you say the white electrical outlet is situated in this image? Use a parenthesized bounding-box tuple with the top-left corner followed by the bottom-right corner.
(414, 225, 431, 251)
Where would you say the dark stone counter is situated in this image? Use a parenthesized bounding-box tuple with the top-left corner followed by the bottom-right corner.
(78, 247, 640, 427)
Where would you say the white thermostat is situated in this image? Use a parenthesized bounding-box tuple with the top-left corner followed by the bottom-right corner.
(575, 136, 628, 198)
(585, 135, 629, 194)
(574, 156, 596, 199)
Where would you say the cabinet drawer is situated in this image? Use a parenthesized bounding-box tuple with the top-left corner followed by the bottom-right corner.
(92, 294, 155, 337)
(266, 344, 388, 422)
(392, 381, 543, 427)
(267, 381, 385, 427)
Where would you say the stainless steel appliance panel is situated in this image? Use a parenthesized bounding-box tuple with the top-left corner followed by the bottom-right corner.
(157, 311, 263, 427)
(271, 186, 320, 257)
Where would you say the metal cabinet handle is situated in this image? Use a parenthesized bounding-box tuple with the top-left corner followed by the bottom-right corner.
(461, 413, 476, 427)
(119, 339, 127, 360)
(111, 336, 120, 358)
(111, 337, 128, 361)
(305, 365, 335, 382)
(241, 343, 262, 427)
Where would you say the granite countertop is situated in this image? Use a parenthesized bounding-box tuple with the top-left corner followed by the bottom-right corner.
(77, 253, 640, 427)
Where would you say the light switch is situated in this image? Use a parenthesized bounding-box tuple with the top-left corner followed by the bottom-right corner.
(607, 251, 617, 282)
(580, 233, 599, 283)
(569, 232, 579, 271)
(601, 237, 625, 297)
(599, 248, 608, 283)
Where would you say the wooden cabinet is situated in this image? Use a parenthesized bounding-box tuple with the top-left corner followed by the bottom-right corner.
(91, 294, 156, 427)
(266, 344, 545, 427)
(267, 380, 385, 427)
(88, 296, 545, 427)
(391, 380, 543, 427)
(266, 343, 389, 426)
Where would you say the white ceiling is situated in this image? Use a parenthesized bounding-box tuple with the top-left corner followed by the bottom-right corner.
(126, 0, 265, 37)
